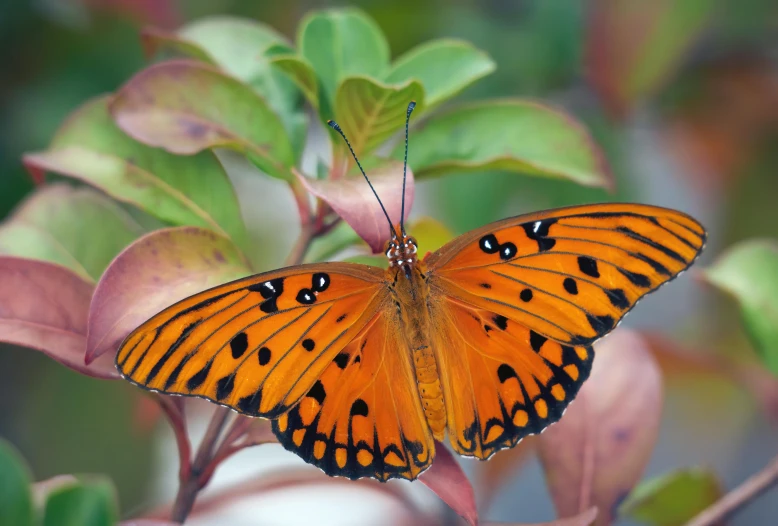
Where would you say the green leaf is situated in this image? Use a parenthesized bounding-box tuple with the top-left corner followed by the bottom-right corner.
(269, 54, 320, 109)
(43, 477, 118, 526)
(700, 240, 778, 375)
(177, 16, 289, 81)
(298, 8, 390, 109)
(0, 439, 34, 526)
(24, 96, 246, 244)
(618, 468, 721, 526)
(334, 76, 424, 158)
(385, 39, 495, 109)
(0, 184, 144, 281)
(398, 99, 613, 188)
(111, 60, 295, 180)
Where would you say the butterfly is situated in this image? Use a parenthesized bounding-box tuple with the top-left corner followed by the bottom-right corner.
(116, 102, 706, 482)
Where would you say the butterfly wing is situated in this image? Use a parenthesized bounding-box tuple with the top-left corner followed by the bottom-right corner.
(272, 307, 435, 481)
(425, 203, 705, 457)
(426, 203, 706, 346)
(116, 262, 388, 419)
(429, 296, 593, 459)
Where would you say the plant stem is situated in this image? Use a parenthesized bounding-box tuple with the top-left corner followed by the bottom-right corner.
(686, 453, 778, 526)
(170, 407, 231, 523)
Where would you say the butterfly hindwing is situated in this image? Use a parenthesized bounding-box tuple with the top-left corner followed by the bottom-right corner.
(273, 308, 435, 481)
(430, 296, 593, 459)
(116, 263, 387, 418)
(427, 203, 706, 346)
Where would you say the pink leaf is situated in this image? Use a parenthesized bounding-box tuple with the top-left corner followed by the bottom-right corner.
(298, 161, 414, 253)
(538, 330, 662, 526)
(419, 441, 478, 526)
(486, 507, 598, 526)
(0, 257, 117, 379)
(86, 227, 250, 363)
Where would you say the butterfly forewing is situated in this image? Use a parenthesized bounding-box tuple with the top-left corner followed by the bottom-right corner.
(116, 263, 387, 418)
(427, 204, 706, 346)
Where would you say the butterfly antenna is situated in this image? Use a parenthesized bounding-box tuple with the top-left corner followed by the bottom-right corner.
(400, 100, 416, 235)
(327, 119, 399, 238)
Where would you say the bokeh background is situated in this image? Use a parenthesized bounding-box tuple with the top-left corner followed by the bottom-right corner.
(1, 0, 776, 524)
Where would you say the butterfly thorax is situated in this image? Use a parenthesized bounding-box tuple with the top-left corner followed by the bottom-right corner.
(387, 253, 447, 440)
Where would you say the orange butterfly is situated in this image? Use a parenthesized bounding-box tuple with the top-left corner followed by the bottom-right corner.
(116, 102, 706, 481)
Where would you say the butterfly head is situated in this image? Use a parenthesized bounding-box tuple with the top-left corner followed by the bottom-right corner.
(385, 234, 418, 274)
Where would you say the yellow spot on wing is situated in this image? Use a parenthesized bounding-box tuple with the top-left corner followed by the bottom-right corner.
(335, 448, 347, 469)
(384, 451, 405, 467)
(357, 449, 373, 467)
(551, 384, 565, 401)
(535, 399, 548, 419)
(576, 347, 588, 360)
(276, 414, 288, 432)
(513, 410, 529, 427)
(314, 440, 326, 460)
(292, 429, 305, 447)
(485, 424, 504, 443)
(564, 364, 579, 381)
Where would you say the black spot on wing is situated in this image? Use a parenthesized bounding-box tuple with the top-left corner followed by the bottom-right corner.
(186, 360, 212, 391)
(577, 256, 600, 278)
(216, 374, 235, 400)
(522, 219, 557, 252)
(619, 268, 651, 288)
(307, 380, 326, 404)
(563, 277, 578, 295)
(237, 388, 262, 415)
(492, 314, 508, 330)
(497, 364, 518, 383)
(302, 338, 315, 352)
(529, 331, 547, 352)
(258, 346, 271, 366)
(350, 398, 369, 417)
(520, 288, 533, 302)
(312, 273, 330, 292)
(334, 353, 349, 369)
(587, 313, 615, 334)
(230, 332, 249, 358)
(250, 278, 285, 314)
(606, 288, 629, 310)
(296, 289, 316, 304)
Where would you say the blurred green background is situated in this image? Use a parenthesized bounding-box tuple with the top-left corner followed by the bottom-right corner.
(1, 0, 776, 524)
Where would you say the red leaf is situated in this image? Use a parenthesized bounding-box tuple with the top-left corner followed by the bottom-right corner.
(298, 161, 414, 253)
(0, 257, 117, 379)
(86, 227, 250, 363)
(538, 330, 662, 526)
(419, 441, 478, 526)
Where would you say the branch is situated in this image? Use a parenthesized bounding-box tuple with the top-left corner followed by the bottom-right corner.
(686, 453, 778, 526)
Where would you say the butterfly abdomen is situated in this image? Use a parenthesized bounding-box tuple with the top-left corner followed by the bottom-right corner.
(391, 263, 447, 439)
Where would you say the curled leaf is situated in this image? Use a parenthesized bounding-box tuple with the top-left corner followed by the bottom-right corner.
(110, 60, 294, 180)
(398, 100, 613, 189)
(297, 161, 413, 253)
(419, 442, 478, 526)
(699, 239, 778, 376)
(538, 330, 663, 526)
(86, 227, 250, 363)
(0, 257, 117, 379)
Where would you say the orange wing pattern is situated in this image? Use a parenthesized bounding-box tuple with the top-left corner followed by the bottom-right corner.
(116, 263, 387, 419)
(427, 204, 706, 347)
(273, 309, 435, 481)
(430, 296, 593, 459)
